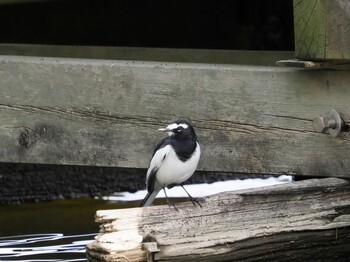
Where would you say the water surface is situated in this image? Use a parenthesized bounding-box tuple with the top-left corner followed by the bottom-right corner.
(0, 198, 139, 261)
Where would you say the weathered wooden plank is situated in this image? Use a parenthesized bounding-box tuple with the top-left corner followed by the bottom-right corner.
(276, 59, 350, 68)
(86, 178, 350, 261)
(0, 55, 350, 177)
(294, 0, 350, 60)
(0, 44, 294, 66)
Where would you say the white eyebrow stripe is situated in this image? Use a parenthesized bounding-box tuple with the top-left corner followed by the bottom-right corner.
(166, 123, 189, 130)
(166, 123, 178, 130)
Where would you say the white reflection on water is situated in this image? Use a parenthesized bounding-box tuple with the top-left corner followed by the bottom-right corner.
(0, 233, 95, 261)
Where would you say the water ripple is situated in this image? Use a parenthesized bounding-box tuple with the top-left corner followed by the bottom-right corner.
(0, 233, 95, 261)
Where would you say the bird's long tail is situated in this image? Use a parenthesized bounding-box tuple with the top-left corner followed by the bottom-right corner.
(140, 190, 159, 207)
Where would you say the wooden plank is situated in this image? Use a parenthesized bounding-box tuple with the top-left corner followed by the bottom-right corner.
(276, 59, 350, 68)
(294, 0, 350, 60)
(0, 55, 350, 177)
(86, 178, 350, 261)
(0, 44, 294, 66)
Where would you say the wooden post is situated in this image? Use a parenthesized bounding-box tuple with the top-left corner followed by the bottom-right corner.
(86, 178, 350, 261)
(294, 0, 350, 60)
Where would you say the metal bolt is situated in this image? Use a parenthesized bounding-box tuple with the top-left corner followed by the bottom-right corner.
(313, 116, 336, 133)
(313, 109, 344, 137)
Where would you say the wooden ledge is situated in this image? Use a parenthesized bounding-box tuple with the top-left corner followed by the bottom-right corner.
(276, 59, 350, 68)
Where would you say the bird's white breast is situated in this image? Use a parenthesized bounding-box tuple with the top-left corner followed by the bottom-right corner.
(155, 142, 201, 186)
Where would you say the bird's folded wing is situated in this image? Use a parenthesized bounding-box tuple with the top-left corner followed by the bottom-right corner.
(146, 145, 171, 177)
(146, 145, 171, 192)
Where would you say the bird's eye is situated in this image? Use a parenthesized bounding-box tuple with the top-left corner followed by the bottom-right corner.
(175, 126, 182, 132)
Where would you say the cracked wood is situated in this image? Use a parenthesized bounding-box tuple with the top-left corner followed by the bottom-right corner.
(87, 178, 350, 261)
(0, 55, 350, 176)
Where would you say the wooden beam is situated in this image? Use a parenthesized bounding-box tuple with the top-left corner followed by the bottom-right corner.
(86, 178, 350, 261)
(0, 55, 350, 177)
(294, 0, 350, 60)
(276, 59, 350, 68)
(0, 44, 293, 66)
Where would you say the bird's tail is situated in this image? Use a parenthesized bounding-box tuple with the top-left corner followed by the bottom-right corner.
(140, 190, 159, 207)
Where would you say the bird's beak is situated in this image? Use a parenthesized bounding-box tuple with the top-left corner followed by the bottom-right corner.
(158, 127, 173, 136)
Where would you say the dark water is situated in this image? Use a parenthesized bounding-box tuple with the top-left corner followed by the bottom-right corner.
(0, 198, 141, 261)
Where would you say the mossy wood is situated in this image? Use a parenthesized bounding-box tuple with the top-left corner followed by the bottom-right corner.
(0, 55, 350, 177)
(86, 178, 350, 261)
(294, 0, 350, 60)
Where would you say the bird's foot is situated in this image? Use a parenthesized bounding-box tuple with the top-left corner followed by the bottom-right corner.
(189, 197, 202, 208)
(166, 201, 179, 211)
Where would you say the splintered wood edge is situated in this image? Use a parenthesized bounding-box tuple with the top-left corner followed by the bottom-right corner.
(87, 208, 159, 261)
(96, 208, 144, 222)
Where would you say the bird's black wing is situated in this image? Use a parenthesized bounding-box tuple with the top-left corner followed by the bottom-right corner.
(146, 167, 157, 193)
(145, 136, 171, 192)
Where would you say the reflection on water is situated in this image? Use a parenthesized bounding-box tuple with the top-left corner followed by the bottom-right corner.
(0, 233, 95, 261)
(0, 198, 139, 261)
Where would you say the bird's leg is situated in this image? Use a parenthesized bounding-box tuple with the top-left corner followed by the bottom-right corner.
(163, 187, 178, 211)
(181, 184, 202, 208)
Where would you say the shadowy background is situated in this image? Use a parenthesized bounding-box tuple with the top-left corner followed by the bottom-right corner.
(0, 0, 294, 50)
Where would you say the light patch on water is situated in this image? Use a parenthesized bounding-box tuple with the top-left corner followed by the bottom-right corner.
(103, 175, 293, 201)
(0, 233, 94, 261)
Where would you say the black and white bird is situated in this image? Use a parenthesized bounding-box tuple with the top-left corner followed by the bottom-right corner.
(140, 119, 201, 207)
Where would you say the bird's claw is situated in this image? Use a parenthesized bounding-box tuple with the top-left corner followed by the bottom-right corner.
(189, 197, 202, 208)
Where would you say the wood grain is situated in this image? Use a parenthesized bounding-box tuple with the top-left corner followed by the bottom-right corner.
(0, 55, 350, 176)
(87, 178, 350, 261)
(294, 0, 350, 60)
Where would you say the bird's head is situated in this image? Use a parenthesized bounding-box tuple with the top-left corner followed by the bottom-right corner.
(159, 119, 196, 139)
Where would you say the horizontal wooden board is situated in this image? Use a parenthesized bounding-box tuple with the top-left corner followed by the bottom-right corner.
(0, 44, 294, 66)
(0, 55, 349, 177)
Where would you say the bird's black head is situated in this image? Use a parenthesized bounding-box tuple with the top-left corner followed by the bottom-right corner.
(159, 119, 197, 140)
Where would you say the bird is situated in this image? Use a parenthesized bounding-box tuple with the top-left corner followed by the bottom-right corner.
(140, 119, 201, 208)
